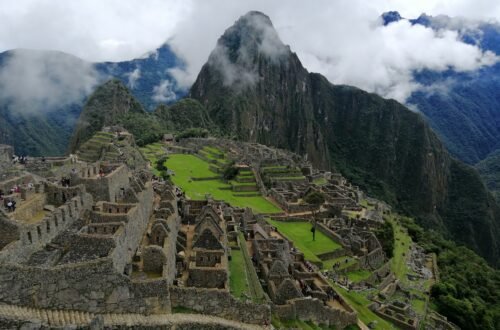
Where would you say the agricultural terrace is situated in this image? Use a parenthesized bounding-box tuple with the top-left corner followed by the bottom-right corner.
(165, 153, 282, 214)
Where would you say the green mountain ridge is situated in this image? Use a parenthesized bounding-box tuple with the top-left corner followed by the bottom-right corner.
(189, 11, 500, 266)
(69, 79, 146, 152)
(69, 79, 214, 150)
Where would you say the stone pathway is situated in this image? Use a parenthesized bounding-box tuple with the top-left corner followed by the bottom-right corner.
(0, 303, 263, 329)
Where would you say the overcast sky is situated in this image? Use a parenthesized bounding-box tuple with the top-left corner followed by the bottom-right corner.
(1, 0, 500, 105)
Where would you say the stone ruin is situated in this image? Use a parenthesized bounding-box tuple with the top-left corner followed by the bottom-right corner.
(0, 138, 270, 329)
(247, 219, 358, 329)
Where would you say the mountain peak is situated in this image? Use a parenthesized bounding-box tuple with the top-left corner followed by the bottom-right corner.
(204, 11, 291, 87)
(217, 11, 288, 57)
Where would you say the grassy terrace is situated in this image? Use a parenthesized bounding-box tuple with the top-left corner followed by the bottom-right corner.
(389, 216, 413, 282)
(267, 219, 341, 263)
(229, 249, 250, 300)
(313, 177, 328, 185)
(166, 154, 282, 214)
(322, 256, 357, 271)
(346, 269, 372, 283)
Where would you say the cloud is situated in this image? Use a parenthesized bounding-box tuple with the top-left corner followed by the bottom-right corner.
(201, 12, 288, 88)
(0, 49, 100, 113)
(295, 18, 498, 101)
(167, 0, 499, 102)
(127, 68, 141, 89)
(1, 0, 500, 104)
(153, 80, 177, 103)
(0, 0, 190, 62)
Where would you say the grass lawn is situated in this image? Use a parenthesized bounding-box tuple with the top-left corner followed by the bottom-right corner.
(267, 219, 341, 263)
(322, 256, 357, 271)
(237, 232, 267, 302)
(346, 269, 372, 283)
(167, 154, 218, 178)
(166, 154, 282, 214)
(229, 249, 250, 300)
(389, 216, 413, 282)
(313, 177, 328, 185)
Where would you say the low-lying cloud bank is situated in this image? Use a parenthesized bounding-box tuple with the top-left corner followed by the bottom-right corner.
(0, 49, 99, 113)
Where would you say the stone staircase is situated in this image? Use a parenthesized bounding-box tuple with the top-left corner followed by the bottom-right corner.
(0, 304, 263, 329)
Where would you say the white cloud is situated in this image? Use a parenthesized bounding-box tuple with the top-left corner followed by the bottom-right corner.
(1, 0, 499, 104)
(167, 0, 499, 102)
(127, 68, 141, 89)
(153, 80, 177, 103)
(0, 49, 100, 113)
(0, 0, 190, 62)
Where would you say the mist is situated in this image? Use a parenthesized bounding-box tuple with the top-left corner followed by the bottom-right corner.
(0, 49, 100, 113)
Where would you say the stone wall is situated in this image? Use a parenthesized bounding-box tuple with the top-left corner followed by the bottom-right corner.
(317, 248, 347, 261)
(317, 223, 344, 247)
(75, 165, 129, 202)
(187, 266, 227, 288)
(0, 216, 19, 250)
(169, 287, 270, 325)
(273, 297, 357, 329)
(143, 245, 166, 273)
(11, 193, 46, 221)
(0, 258, 170, 314)
(0, 193, 93, 263)
(109, 183, 154, 273)
(0, 144, 13, 164)
(45, 184, 85, 207)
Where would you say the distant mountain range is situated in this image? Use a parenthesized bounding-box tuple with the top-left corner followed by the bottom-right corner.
(383, 11, 500, 198)
(0, 44, 185, 156)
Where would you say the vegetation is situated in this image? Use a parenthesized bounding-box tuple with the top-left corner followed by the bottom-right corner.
(229, 249, 250, 300)
(390, 217, 413, 281)
(155, 98, 216, 133)
(222, 162, 239, 180)
(165, 154, 281, 213)
(476, 149, 500, 200)
(267, 219, 341, 263)
(69, 79, 145, 152)
(117, 112, 163, 146)
(155, 155, 169, 179)
(346, 269, 372, 283)
(374, 220, 395, 258)
(237, 232, 267, 302)
(303, 191, 326, 206)
(176, 127, 209, 140)
(332, 284, 396, 329)
(398, 217, 500, 329)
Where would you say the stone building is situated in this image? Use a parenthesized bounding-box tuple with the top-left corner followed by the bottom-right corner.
(186, 205, 228, 288)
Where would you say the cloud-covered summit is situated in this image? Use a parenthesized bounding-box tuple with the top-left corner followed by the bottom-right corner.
(204, 11, 290, 87)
